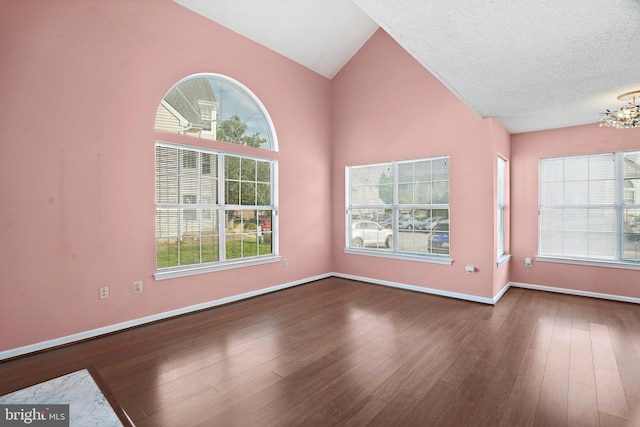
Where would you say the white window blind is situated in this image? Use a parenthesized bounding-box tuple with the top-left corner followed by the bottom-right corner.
(539, 151, 640, 263)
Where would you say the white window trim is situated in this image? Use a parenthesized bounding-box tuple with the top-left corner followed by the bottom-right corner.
(345, 156, 452, 263)
(344, 248, 453, 265)
(155, 255, 282, 280)
(497, 156, 508, 260)
(497, 253, 512, 267)
(536, 255, 640, 270)
(496, 156, 511, 267)
(537, 150, 640, 268)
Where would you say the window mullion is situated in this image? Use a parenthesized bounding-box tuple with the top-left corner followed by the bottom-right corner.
(197, 152, 202, 264)
(615, 152, 623, 260)
(218, 154, 226, 262)
(271, 160, 278, 255)
(392, 162, 399, 251)
(176, 149, 182, 266)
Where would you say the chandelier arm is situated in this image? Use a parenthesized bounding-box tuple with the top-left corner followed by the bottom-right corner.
(598, 90, 640, 128)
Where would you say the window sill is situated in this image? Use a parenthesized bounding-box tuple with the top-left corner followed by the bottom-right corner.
(535, 256, 640, 271)
(344, 248, 453, 265)
(497, 254, 511, 267)
(155, 256, 282, 281)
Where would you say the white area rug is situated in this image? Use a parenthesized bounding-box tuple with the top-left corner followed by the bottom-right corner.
(0, 369, 123, 426)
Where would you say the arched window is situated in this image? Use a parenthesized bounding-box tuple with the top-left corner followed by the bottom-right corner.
(154, 74, 279, 280)
(155, 74, 277, 151)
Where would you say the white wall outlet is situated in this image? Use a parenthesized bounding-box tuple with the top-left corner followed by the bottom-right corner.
(525, 257, 532, 267)
(99, 286, 109, 299)
(133, 281, 143, 294)
(283, 258, 288, 267)
(465, 265, 475, 274)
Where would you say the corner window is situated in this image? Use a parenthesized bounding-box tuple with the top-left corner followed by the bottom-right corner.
(154, 74, 278, 279)
(497, 156, 506, 258)
(538, 151, 640, 264)
(346, 157, 450, 262)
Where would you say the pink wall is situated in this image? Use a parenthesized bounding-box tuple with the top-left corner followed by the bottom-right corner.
(0, 0, 333, 352)
(5, 1, 634, 357)
(331, 30, 503, 300)
(511, 124, 640, 298)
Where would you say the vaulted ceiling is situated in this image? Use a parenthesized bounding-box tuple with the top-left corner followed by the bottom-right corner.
(174, 0, 640, 134)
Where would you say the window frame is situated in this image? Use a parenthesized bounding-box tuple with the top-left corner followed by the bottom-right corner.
(154, 73, 280, 280)
(496, 156, 511, 266)
(345, 156, 452, 265)
(155, 73, 278, 151)
(154, 142, 279, 281)
(537, 150, 640, 270)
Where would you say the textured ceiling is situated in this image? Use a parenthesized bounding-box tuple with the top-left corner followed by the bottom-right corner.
(174, 0, 640, 133)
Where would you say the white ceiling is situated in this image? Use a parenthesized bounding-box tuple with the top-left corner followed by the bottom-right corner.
(174, 0, 640, 133)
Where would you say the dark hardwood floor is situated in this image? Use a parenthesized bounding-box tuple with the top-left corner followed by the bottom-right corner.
(2, 277, 640, 426)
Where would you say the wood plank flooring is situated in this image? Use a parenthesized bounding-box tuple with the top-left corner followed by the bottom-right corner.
(2, 277, 640, 426)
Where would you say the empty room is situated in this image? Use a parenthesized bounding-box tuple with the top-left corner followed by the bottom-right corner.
(1, 1, 640, 426)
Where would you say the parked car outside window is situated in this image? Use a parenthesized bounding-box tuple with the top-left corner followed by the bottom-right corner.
(429, 220, 449, 253)
(398, 217, 419, 230)
(417, 216, 444, 231)
(351, 220, 392, 249)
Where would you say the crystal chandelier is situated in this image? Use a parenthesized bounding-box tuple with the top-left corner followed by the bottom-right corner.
(598, 90, 640, 128)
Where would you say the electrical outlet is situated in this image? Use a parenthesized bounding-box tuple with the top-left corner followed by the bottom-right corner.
(99, 286, 109, 299)
(283, 258, 288, 267)
(525, 257, 532, 267)
(133, 281, 143, 294)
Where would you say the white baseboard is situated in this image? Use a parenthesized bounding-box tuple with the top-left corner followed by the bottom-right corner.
(0, 273, 332, 361)
(333, 272, 500, 305)
(510, 281, 640, 304)
(493, 282, 511, 303)
(6, 275, 637, 361)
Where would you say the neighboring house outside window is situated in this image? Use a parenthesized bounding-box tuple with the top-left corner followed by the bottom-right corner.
(345, 156, 451, 264)
(155, 74, 275, 150)
(154, 74, 279, 280)
(538, 150, 640, 266)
